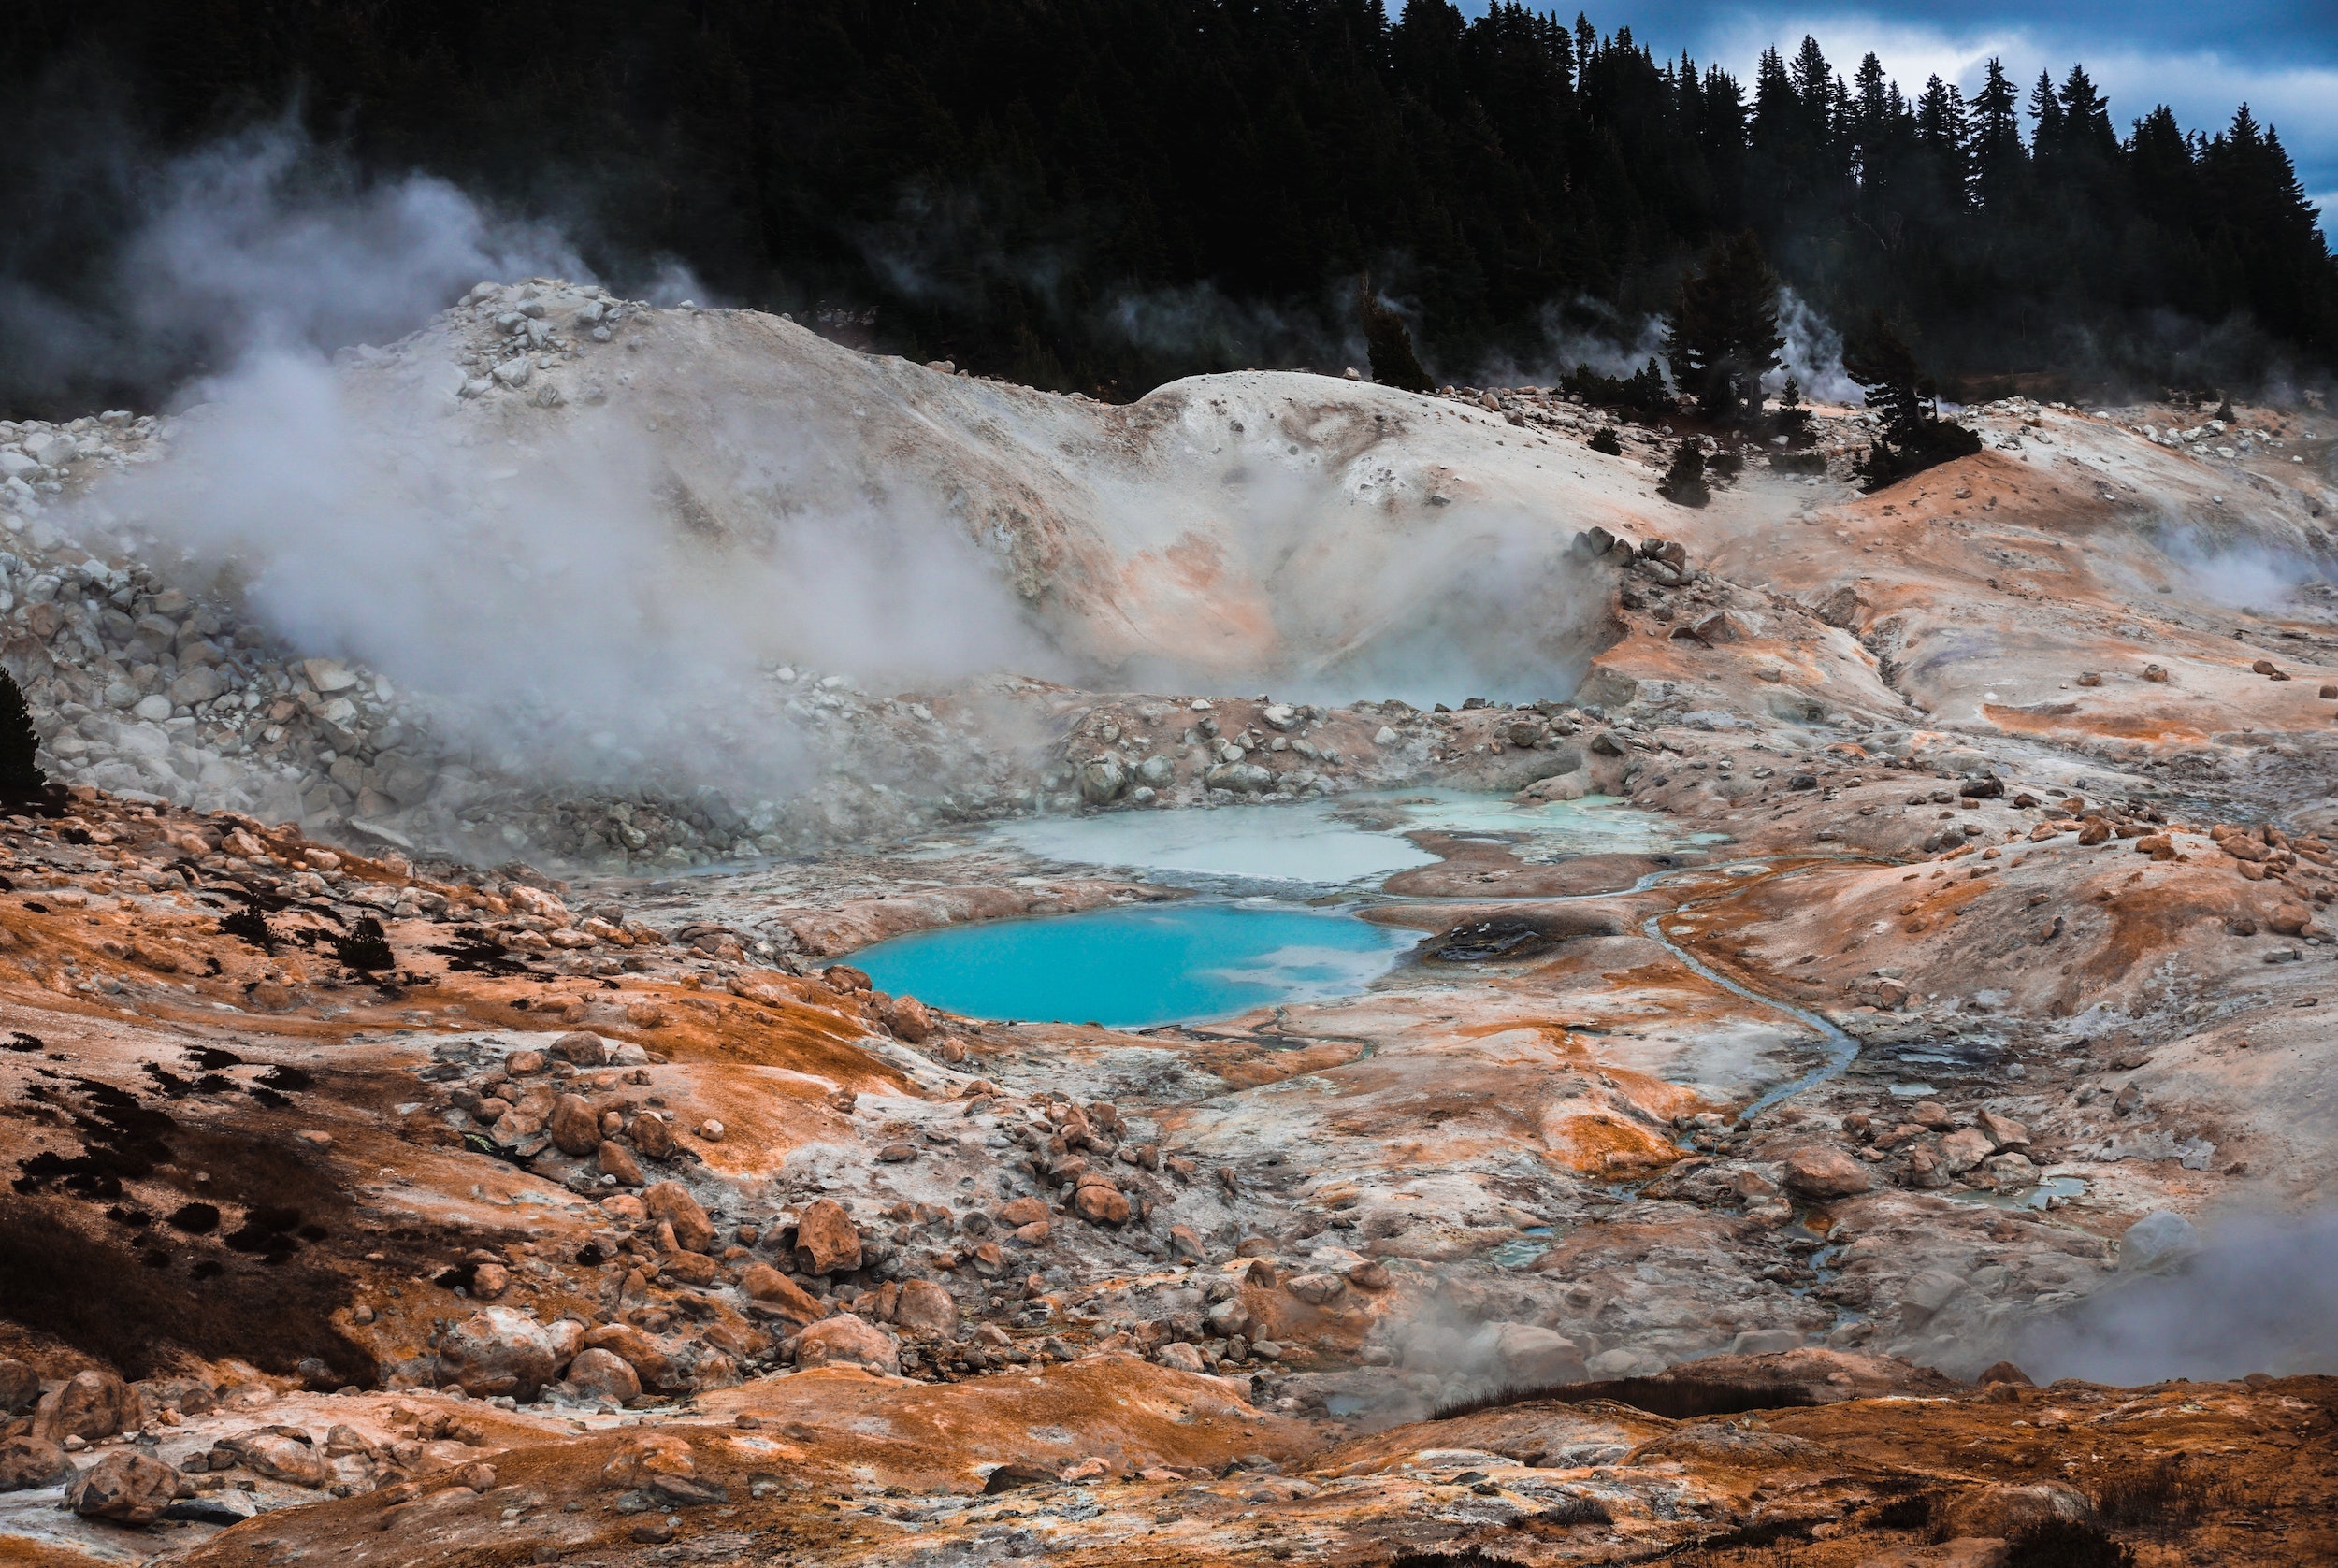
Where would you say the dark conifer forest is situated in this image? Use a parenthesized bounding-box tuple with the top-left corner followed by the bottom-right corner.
(4, 0, 2333, 412)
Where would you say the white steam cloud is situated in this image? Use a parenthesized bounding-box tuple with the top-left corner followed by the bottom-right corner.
(2010, 1208, 2338, 1383)
(1471, 296, 1667, 390)
(1475, 287, 1861, 410)
(113, 122, 590, 366)
(71, 125, 1052, 799)
(1768, 288, 1863, 408)
(2152, 524, 2337, 619)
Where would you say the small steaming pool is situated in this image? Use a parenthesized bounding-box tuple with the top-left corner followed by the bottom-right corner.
(988, 788, 1710, 892)
(859, 792, 1713, 1026)
(850, 901, 1420, 1028)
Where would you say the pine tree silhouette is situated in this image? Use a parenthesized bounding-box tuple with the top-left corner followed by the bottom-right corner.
(1664, 233, 1785, 426)
(1658, 440, 1710, 507)
(0, 671, 46, 803)
(1357, 277, 1434, 394)
(1843, 315, 1982, 490)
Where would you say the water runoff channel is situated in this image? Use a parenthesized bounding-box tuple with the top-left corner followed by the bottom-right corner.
(847, 791, 2070, 1287)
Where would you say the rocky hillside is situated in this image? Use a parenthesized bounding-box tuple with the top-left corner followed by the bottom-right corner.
(2, 286, 2336, 1568)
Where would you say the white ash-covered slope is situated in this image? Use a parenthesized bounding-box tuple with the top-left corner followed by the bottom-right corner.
(7, 280, 2334, 876)
(0, 279, 1768, 867)
(359, 278, 1675, 691)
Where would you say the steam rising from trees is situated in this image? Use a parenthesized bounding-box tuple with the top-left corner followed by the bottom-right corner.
(3, 2, 2330, 417)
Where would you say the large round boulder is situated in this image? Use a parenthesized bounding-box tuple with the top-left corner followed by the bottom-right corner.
(34, 1369, 131, 1445)
(793, 1315, 899, 1374)
(549, 1094, 603, 1157)
(0, 1436, 71, 1492)
(890, 1279, 959, 1336)
(565, 1347, 642, 1404)
(1782, 1145, 1871, 1200)
(66, 1450, 180, 1523)
(792, 1199, 863, 1275)
(436, 1306, 570, 1400)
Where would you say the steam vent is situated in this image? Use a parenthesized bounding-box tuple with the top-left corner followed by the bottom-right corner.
(4, 7, 2338, 1565)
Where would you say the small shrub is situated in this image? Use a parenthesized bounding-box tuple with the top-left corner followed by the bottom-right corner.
(220, 902, 280, 954)
(1587, 426, 1623, 455)
(333, 914, 396, 972)
(1694, 1518, 1814, 1551)
(1871, 1492, 1937, 1532)
(2003, 1518, 2133, 1568)
(1658, 440, 1710, 507)
(2094, 1456, 2209, 1537)
(1540, 1493, 1612, 1526)
(1769, 374, 1814, 443)
(1562, 357, 1675, 417)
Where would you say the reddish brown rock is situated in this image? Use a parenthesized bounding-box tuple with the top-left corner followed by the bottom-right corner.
(642, 1181, 716, 1253)
(437, 1307, 570, 1400)
(66, 1450, 179, 1523)
(659, 1250, 719, 1287)
(598, 1140, 645, 1186)
(793, 1199, 863, 1275)
(793, 1314, 899, 1374)
(882, 994, 935, 1043)
(582, 1324, 678, 1391)
(630, 1112, 677, 1159)
(1974, 1109, 2030, 1150)
(891, 1278, 959, 1335)
(550, 1030, 608, 1065)
(1941, 1483, 2095, 1538)
(0, 1359, 36, 1416)
(566, 1347, 642, 1403)
(33, 1368, 130, 1445)
(0, 1435, 70, 1491)
(221, 1428, 331, 1488)
(549, 1094, 602, 1157)
(739, 1264, 829, 1326)
(998, 1197, 1049, 1227)
(599, 1432, 695, 1490)
(1782, 1145, 1872, 1200)
(1072, 1171, 1132, 1225)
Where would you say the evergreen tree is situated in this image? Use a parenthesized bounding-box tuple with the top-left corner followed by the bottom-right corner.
(1968, 58, 2027, 209)
(1842, 314, 1981, 489)
(2028, 69, 2068, 162)
(1912, 76, 1970, 211)
(1770, 374, 1813, 443)
(0, 671, 48, 802)
(1657, 439, 1709, 506)
(1358, 278, 1435, 393)
(1663, 232, 1784, 425)
(0, 2, 2331, 410)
